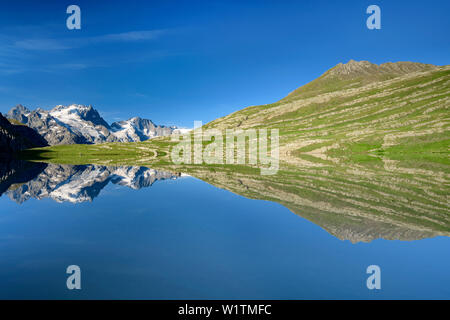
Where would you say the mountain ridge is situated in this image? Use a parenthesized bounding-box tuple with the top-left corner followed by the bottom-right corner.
(7, 104, 176, 145)
(283, 60, 440, 101)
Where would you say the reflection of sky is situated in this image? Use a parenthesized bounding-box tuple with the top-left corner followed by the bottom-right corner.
(0, 177, 449, 299)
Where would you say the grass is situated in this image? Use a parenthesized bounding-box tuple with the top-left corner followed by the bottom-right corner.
(7, 118, 25, 126)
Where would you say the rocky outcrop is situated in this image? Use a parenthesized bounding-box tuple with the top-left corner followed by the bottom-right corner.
(283, 60, 440, 100)
(0, 112, 48, 155)
(327, 60, 437, 78)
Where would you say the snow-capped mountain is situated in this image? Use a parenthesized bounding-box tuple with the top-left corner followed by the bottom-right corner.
(7, 104, 176, 145)
(111, 116, 174, 141)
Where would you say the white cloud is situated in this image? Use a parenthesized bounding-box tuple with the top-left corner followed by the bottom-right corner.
(93, 30, 166, 42)
(11, 29, 168, 51)
(0, 28, 173, 74)
(14, 38, 72, 50)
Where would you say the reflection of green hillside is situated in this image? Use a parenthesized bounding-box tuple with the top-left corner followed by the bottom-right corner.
(139, 155, 448, 243)
(18, 153, 449, 242)
(19, 61, 450, 242)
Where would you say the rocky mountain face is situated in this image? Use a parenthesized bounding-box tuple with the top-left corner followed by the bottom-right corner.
(327, 60, 437, 78)
(283, 60, 439, 100)
(7, 104, 176, 145)
(0, 112, 48, 154)
(5, 164, 180, 203)
(111, 116, 174, 141)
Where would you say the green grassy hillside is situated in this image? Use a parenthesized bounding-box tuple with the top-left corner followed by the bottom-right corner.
(205, 61, 449, 166)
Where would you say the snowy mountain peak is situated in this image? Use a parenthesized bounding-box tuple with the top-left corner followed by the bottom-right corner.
(50, 104, 110, 129)
(111, 116, 172, 142)
(7, 104, 177, 145)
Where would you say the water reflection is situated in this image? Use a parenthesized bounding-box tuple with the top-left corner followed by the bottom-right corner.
(0, 158, 448, 243)
(0, 159, 46, 196)
(0, 161, 179, 204)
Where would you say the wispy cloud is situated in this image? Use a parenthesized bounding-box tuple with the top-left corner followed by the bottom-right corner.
(93, 30, 166, 42)
(0, 28, 170, 74)
(14, 38, 72, 50)
(0, 61, 89, 75)
(11, 29, 168, 51)
(130, 92, 150, 98)
(44, 63, 89, 71)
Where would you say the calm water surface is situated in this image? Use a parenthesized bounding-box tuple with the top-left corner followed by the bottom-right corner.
(0, 163, 449, 299)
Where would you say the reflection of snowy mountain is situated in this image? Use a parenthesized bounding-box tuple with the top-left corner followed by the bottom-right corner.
(6, 164, 179, 204)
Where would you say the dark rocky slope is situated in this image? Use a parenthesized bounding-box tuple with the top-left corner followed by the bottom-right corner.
(0, 112, 48, 155)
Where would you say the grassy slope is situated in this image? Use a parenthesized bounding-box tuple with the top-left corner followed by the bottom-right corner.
(7, 118, 25, 126)
(204, 66, 449, 163)
(19, 63, 450, 241)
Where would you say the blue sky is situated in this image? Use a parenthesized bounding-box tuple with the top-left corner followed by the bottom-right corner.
(0, 0, 448, 127)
